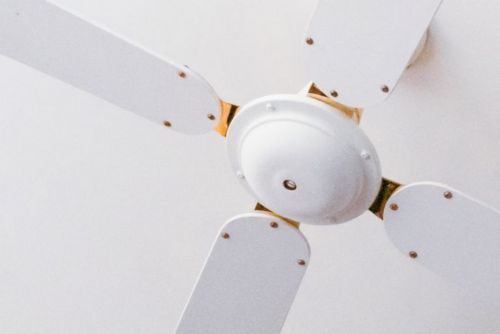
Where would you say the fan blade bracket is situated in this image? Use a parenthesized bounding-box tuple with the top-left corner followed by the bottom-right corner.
(255, 202, 300, 228)
(176, 212, 310, 334)
(215, 99, 240, 137)
(0, 0, 221, 134)
(301, 82, 363, 124)
(383, 182, 500, 303)
(304, 0, 443, 108)
(369, 177, 402, 219)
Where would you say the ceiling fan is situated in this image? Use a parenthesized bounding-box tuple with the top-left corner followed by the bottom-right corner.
(2, 0, 499, 333)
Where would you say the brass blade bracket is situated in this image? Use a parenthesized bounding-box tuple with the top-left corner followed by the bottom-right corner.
(302, 82, 363, 124)
(215, 99, 240, 137)
(369, 178, 402, 219)
(255, 203, 300, 229)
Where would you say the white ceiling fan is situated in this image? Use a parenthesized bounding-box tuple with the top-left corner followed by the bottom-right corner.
(2, 1, 500, 333)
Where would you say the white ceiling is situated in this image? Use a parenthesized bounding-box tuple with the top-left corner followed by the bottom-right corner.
(1, 0, 500, 333)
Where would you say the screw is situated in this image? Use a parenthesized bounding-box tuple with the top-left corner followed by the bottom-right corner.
(266, 103, 276, 111)
(389, 203, 399, 211)
(178, 71, 186, 78)
(283, 179, 297, 191)
(360, 150, 371, 160)
(444, 191, 453, 199)
(163, 120, 172, 128)
(207, 113, 216, 120)
(297, 259, 306, 266)
(270, 222, 279, 229)
(330, 90, 339, 98)
(221, 232, 230, 239)
(381, 85, 390, 93)
(305, 37, 314, 45)
(409, 251, 418, 259)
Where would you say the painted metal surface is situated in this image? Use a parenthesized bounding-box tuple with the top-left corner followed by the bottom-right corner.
(384, 182, 500, 304)
(176, 212, 310, 334)
(303, 0, 442, 107)
(0, 0, 220, 133)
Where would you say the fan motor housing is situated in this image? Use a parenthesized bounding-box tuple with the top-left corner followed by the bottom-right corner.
(227, 95, 381, 225)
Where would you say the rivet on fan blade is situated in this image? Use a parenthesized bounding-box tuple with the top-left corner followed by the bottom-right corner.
(270, 222, 279, 229)
(221, 232, 230, 239)
(163, 120, 172, 127)
(330, 90, 338, 98)
(283, 180, 297, 191)
(381, 85, 390, 93)
(305, 37, 314, 45)
(297, 259, 306, 266)
(178, 71, 186, 78)
(236, 171, 245, 179)
(266, 103, 276, 111)
(444, 191, 453, 199)
(207, 113, 216, 120)
(360, 150, 371, 160)
(389, 203, 399, 211)
(409, 251, 418, 259)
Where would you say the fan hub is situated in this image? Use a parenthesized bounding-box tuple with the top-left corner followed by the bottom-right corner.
(227, 95, 381, 225)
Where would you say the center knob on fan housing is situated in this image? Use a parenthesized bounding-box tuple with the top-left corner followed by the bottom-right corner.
(226, 95, 381, 225)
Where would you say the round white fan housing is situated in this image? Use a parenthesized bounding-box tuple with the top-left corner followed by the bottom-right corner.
(227, 95, 382, 225)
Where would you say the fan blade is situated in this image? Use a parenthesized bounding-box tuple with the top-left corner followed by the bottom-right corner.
(176, 212, 310, 334)
(383, 182, 500, 303)
(303, 0, 442, 107)
(0, 0, 220, 134)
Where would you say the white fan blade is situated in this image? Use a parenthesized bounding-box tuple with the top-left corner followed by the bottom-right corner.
(176, 212, 310, 334)
(303, 0, 442, 107)
(384, 182, 500, 303)
(0, 0, 220, 134)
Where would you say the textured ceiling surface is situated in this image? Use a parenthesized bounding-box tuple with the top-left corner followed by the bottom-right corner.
(1, 0, 499, 333)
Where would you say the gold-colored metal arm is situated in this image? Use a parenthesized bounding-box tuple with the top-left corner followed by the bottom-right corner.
(215, 83, 360, 137)
(302, 82, 363, 124)
(369, 178, 402, 219)
(255, 203, 300, 229)
(215, 99, 239, 137)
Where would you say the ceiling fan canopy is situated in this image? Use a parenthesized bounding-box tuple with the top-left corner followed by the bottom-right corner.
(227, 93, 381, 225)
